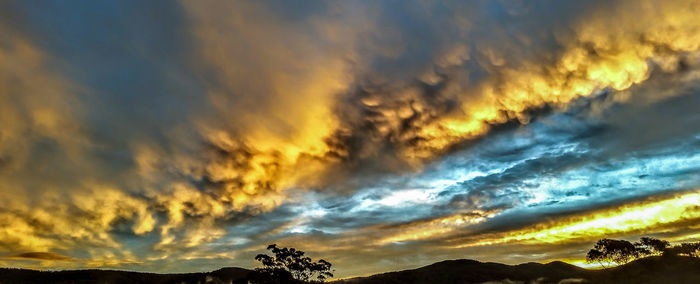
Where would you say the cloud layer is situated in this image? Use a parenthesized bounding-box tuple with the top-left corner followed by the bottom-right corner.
(0, 0, 698, 277)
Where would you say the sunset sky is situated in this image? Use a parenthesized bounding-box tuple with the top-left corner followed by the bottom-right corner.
(1, 0, 699, 278)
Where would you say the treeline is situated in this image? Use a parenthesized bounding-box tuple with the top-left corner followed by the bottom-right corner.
(586, 237, 700, 267)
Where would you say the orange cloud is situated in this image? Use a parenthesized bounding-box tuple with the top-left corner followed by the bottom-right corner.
(5, 252, 74, 262)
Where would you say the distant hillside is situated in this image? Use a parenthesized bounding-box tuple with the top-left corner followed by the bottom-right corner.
(337, 255, 700, 284)
(1, 255, 698, 283)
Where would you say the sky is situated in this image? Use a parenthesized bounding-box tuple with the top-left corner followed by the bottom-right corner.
(0, 0, 699, 278)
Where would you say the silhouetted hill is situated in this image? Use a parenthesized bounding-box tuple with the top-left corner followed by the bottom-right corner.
(337, 255, 700, 284)
(336, 259, 590, 284)
(0, 256, 698, 283)
(594, 255, 700, 284)
(0, 267, 253, 284)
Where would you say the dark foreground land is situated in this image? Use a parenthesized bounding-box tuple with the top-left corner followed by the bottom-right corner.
(1, 255, 699, 284)
(0, 267, 254, 284)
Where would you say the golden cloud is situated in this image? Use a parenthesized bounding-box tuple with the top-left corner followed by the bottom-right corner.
(451, 189, 700, 248)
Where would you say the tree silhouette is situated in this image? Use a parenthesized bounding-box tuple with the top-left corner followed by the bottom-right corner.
(634, 237, 669, 257)
(587, 237, 700, 268)
(586, 239, 639, 266)
(253, 244, 333, 283)
(666, 242, 700, 258)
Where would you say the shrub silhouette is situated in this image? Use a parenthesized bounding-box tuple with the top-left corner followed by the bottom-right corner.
(252, 244, 333, 283)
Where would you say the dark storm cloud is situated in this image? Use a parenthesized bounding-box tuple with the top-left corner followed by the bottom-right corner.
(0, 0, 205, 197)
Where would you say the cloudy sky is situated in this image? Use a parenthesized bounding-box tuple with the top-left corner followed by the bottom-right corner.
(1, 0, 699, 278)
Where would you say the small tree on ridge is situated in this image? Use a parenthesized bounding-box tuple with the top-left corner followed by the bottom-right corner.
(634, 237, 669, 257)
(253, 244, 333, 283)
(586, 239, 638, 266)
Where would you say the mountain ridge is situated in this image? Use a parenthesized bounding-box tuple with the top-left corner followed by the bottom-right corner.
(1, 255, 698, 283)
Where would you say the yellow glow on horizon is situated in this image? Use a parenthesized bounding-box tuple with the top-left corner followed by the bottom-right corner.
(667, 231, 700, 243)
(455, 190, 700, 248)
(559, 258, 614, 270)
